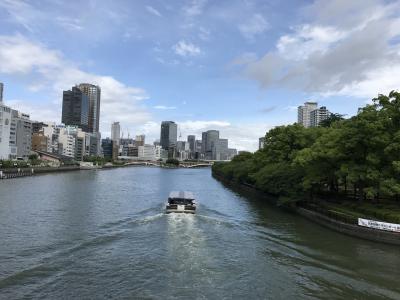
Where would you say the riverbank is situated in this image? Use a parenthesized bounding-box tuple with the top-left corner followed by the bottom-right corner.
(0, 166, 81, 179)
(212, 172, 400, 246)
(0, 162, 212, 180)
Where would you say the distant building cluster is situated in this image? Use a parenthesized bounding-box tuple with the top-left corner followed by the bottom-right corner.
(116, 120, 237, 162)
(0, 82, 102, 161)
(0, 82, 239, 162)
(298, 101, 331, 128)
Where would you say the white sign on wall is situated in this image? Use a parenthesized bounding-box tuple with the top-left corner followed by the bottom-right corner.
(358, 218, 400, 233)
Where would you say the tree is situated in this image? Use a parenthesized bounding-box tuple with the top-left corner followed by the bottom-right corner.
(319, 113, 345, 127)
(166, 158, 180, 166)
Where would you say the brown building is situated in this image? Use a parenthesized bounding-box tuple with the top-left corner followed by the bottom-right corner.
(32, 133, 48, 152)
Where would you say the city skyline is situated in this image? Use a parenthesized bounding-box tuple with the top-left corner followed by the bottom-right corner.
(1, 1, 400, 151)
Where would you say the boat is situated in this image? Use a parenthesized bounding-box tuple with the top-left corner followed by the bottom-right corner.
(166, 191, 196, 214)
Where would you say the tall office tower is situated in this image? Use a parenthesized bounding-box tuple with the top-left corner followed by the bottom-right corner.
(160, 121, 177, 150)
(298, 101, 318, 128)
(77, 83, 101, 133)
(195, 140, 202, 154)
(111, 122, 120, 144)
(187, 135, 195, 153)
(201, 132, 207, 154)
(310, 106, 331, 127)
(62, 87, 89, 131)
(0, 82, 3, 103)
(214, 138, 228, 161)
(135, 134, 145, 146)
(201, 130, 220, 160)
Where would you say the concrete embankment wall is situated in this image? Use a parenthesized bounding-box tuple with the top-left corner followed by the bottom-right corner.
(297, 207, 400, 246)
(212, 171, 400, 246)
(0, 166, 81, 179)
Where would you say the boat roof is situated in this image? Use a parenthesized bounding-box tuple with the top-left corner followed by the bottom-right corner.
(169, 191, 195, 200)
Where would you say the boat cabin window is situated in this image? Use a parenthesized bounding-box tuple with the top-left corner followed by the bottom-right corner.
(168, 198, 194, 205)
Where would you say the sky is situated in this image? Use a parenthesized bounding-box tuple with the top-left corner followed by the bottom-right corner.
(0, 0, 399, 151)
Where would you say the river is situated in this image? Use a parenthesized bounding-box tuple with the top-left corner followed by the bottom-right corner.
(0, 167, 399, 299)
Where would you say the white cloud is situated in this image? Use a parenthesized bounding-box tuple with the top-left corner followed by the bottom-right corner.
(55, 17, 84, 31)
(0, 0, 38, 32)
(145, 5, 162, 17)
(182, 0, 207, 17)
(172, 40, 202, 57)
(153, 105, 177, 110)
(240, 0, 400, 98)
(0, 34, 151, 133)
(276, 25, 347, 61)
(238, 14, 269, 40)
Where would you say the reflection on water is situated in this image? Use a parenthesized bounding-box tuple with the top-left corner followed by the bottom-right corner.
(0, 167, 399, 299)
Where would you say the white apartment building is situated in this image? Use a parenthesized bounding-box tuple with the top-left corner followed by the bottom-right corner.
(155, 145, 168, 160)
(9, 110, 32, 160)
(0, 102, 32, 160)
(58, 126, 76, 158)
(138, 144, 155, 160)
(0, 103, 12, 159)
(298, 102, 318, 128)
(310, 106, 331, 127)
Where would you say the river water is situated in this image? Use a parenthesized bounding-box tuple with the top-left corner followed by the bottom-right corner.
(0, 167, 399, 299)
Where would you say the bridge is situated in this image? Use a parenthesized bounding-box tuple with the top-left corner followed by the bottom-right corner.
(122, 161, 213, 168)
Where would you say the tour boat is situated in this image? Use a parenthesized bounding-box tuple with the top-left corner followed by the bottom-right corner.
(166, 191, 196, 214)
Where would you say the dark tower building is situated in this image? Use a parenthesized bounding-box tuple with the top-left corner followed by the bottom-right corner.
(77, 83, 101, 133)
(62, 87, 89, 131)
(160, 121, 177, 150)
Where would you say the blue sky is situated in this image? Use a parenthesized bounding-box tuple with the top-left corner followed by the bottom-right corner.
(0, 0, 399, 150)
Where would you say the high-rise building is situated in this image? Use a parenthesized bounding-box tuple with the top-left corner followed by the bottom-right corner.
(160, 121, 177, 150)
(201, 130, 219, 160)
(77, 83, 101, 133)
(62, 87, 89, 131)
(9, 110, 32, 160)
(111, 122, 120, 144)
(0, 82, 3, 103)
(194, 140, 203, 159)
(310, 106, 331, 127)
(0, 103, 12, 159)
(298, 101, 318, 128)
(214, 138, 228, 160)
(187, 135, 195, 158)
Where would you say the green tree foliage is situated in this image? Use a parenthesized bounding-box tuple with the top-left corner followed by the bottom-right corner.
(319, 113, 345, 127)
(212, 91, 400, 204)
(166, 158, 180, 166)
